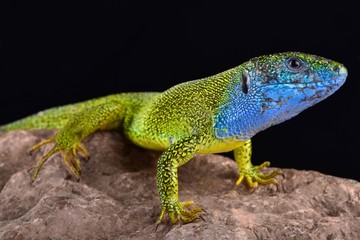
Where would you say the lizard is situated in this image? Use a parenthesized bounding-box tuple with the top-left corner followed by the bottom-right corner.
(0, 52, 347, 225)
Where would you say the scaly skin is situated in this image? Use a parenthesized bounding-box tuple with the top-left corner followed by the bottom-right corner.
(0, 52, 347, 225)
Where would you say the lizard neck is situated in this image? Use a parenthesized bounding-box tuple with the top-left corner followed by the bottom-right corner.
(213, 64, 275, 140)
(214, 96, 264, 140)
(213, 66, 264, 140)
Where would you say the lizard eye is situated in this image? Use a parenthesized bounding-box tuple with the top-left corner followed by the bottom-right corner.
(285, 57, 304, 72)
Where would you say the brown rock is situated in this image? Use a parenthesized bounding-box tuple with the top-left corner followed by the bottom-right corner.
(1, 130, 360, 240)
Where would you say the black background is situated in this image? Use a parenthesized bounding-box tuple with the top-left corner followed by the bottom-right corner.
(1, 1, 359, 180)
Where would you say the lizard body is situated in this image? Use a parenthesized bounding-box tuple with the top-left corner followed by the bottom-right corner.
(1, 52, 347, 224)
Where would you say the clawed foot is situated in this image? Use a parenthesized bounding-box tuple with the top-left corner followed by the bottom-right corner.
(29, 134, 90, 182)
(236, 161, 283, 188)
(156, 200, 206, 227)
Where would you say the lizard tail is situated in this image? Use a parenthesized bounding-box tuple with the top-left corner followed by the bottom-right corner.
(0, 103, 80, 132)
(0, 95, 117, 132)
(0, 92, 158, 133)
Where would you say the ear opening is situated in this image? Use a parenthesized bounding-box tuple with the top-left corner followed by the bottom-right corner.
(241, 73, 249, 94)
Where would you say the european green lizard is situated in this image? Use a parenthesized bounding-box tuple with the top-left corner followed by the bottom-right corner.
(0, 52, 347, 225)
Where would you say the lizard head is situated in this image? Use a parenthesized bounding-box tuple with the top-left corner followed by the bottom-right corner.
(215, 52, 347, 139)
(244, 52, 347, 134)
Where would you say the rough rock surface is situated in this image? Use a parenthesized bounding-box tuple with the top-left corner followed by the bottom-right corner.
(0, 130, 360, 240)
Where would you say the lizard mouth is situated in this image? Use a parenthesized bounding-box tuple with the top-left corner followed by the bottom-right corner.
(281, 75, 347, 99)
(261, 75, 346, 89)
(295, 74, 347, 88)
(271, 68, 347, 89)
(301, 65, 348, 87)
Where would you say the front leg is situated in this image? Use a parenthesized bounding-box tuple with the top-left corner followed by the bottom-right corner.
(156, 136, 205, 225)
(234, 139, 283, 188)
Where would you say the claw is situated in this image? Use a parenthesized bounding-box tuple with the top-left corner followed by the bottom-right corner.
(235, 175, 245, 186)
(155, 223, 160, 231)
(71, 148, 82, 172)
(255, 161, 271, 171)
(62, 151, 81, 180)
(245, 175, 258, 188)
(29, 134, 90, 181)
(77, 143, 90, 160)
(156, 207, 167, 226)
(199, 215, 206, 222)
(32, 147, 60, 182)
(156, 200, 206, 226)
(29, 136, 56, 155)
(236, 161, 283, 189)
(234, 140, 282, 189)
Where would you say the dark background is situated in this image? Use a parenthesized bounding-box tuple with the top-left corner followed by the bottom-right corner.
(1, 1, 359, 180)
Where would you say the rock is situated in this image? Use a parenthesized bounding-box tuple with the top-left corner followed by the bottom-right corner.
(0, 130, 360, 240)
